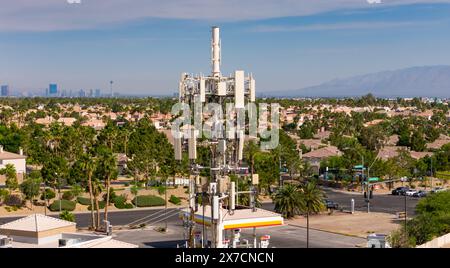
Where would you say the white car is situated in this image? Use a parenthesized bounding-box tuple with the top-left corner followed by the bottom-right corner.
(431, 187, 446, 194)
(405, 190, 418, 196)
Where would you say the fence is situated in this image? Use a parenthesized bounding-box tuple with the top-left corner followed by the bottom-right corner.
(416, 232, 450, 248)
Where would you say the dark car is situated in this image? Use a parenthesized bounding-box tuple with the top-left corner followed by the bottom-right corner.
(324, 199, 339, 210)
(392, 187, 409, 196)
(412, 190, 427, 198)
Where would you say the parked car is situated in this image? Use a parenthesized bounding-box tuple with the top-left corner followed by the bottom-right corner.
(412, 190, 427, 198)
(431, 187, 445, 194)
(405, 189, 418, 196)
(324, 199, 339, 210)
(392, 187, 409, 196)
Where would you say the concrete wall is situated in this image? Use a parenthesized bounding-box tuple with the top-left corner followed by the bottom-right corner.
(416, 233, 450, 248)
(0, 158, 26, 173)
(0, 158, 26, 185)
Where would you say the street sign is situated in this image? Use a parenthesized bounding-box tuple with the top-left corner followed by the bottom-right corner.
(354, 165, 366, 170)
(368, 177, 379, 182)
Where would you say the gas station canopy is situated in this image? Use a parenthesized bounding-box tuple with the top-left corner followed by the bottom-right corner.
(182, 206, 284, 230)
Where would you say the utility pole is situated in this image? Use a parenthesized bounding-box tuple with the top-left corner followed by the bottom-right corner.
(430, 157, 433, 189)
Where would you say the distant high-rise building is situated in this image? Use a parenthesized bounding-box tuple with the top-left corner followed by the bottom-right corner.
(1, 85, 9, 97)
(49, 84, 58, 95)
(95, 89, 101, 97)
(79, 89, 86, 97)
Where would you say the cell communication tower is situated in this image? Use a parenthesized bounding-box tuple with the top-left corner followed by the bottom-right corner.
(175, 27, 282, 248)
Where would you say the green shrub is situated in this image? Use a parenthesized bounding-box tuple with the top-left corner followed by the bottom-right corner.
(40, 189, 56, 200)
(112, 195, 127, 204)
(0, 189, 10, 203)
(103, 188, 117, 202)
(169, 195, 181, 205)
(88, 201, 106, 211)
(112, 194, 133, 209)
(132, 195, 165, 207)
(48, 200, 76, 212)
(114, 201, 134, 209)
(77, 196, 91, 205)
(5, 194, 23, 207)
(157, 185, 166, 195)
(70, 184, 84, 198)
(404, 191, 450, 246)
(4, 206, 20, 212)
(60, 210, 76, 222)
(62, 191, 75, 201)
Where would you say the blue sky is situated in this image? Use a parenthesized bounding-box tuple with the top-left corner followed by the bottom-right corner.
(1, 0, 450, 95)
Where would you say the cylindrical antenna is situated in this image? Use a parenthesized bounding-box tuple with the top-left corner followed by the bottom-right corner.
(212, 26, 221, 77)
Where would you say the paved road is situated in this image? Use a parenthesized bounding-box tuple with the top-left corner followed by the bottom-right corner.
(322, 188, 420, 216)
(0, 188, 419, 227)
(0, 208, 183, 228)
(113, 223, 365, 248)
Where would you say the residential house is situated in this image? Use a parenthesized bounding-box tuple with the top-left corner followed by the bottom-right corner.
(426, 134, 450, 150)
(0, 146, 26, 185)
(302, 146, 342, 174)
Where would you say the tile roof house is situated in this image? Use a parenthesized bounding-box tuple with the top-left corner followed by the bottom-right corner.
(302, 146, 342, 174)
(426, 134, 450, 150)
(377, 146, 408, 161)
(298, 139, 327, 151)
(377, 146, 434, 161)
(313, 130, 331, 140)
(385, 135, 399, 146)
(410, 151, 434, 160)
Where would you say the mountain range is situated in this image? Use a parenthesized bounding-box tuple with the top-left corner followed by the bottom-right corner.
(266, 66, 450, 98)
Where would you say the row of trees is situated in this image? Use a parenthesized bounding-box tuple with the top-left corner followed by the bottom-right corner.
(273, 182, 324, 248)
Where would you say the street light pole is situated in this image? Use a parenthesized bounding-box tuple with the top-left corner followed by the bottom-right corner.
(404, 192, 407, 245)
(57, 172, 61, 213)
(279, 156, 282, 187)
(165, 177, 168, 231)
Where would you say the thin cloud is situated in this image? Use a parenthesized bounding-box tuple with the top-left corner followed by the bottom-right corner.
(250, 20, 441, 33)
(1, 0, 450, 31)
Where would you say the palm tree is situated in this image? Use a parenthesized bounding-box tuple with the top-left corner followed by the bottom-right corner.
(244, 140, 259, 176)
(80, 154, 97, 230)
(91, 179, 104, 229)
(0, 164, 18, 192)
(100, 150, 117, 223)
(298, 182, 324, 248)
(273, 184, 302, 218)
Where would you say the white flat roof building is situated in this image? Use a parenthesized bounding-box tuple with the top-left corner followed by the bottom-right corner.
(0, 214, 138, 248)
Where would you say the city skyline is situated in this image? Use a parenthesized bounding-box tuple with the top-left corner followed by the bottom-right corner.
(1, 1, 450, 95)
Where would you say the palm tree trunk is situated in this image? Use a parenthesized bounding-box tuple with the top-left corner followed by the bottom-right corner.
(306, 211, 309, 248)
(87, 174, 95, 229)
(95, 197, 100, 229)
(104, 176, 111, 222)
